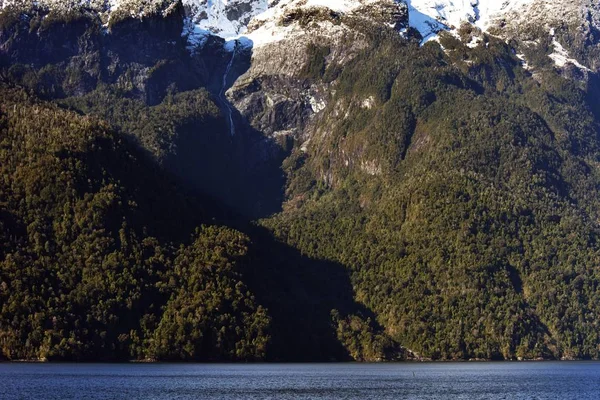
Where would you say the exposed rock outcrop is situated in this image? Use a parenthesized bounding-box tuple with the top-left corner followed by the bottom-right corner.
(0, 0, 202, 103)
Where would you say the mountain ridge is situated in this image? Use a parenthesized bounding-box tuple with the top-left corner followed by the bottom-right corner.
(1, 0, 600, 362)
(2, 0, 598, 74)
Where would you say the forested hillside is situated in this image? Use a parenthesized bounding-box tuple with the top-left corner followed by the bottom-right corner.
(0, 87, 396, 361)
(2, 0, 600, 362)
(0, 87, 271, 361)
(265, 31, 600, 360)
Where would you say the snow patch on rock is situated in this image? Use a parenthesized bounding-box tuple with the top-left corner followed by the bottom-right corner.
(406, 0, 534, 41)
(310, 96, 327, 113)
(185, 0, 268, 37)
(215, 0, 405, 49)
(548, 28, 591, 72)
(361, 96, 375, 109)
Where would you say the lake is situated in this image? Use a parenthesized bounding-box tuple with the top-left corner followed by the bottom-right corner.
(1, 362, 599, 399)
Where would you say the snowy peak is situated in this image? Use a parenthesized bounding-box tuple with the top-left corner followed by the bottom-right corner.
(0, 0, 407, 38)
(184, 0, 408, 50)
(406, 0, 534, 41)
(2, 0, 598, 74)
(186, 0, 407, 39)
(246, 0, 407, 44)
(183, 0, 268, 37)
(406, 0, 600, 73)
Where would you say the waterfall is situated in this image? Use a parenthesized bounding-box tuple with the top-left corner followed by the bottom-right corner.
(220, 41, 237, 136)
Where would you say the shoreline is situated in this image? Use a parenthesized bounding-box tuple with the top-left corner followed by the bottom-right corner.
(2, 358, 598, 364)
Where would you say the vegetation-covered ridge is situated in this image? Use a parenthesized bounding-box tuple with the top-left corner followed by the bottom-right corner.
(0, 86, 401, 362)
(0, 87, 268, 361)
(265, 29, 600, 360)
(2, 0, 600, 362)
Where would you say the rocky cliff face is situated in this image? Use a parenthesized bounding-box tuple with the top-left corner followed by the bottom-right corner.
(499, 0, 600, 73)
(0, 0, 201, 103)
(178, 0, 600, 154)
(0, 0, 598, 207)
(226, 0, 409, 143)
(0, 0, 409, 132)
(183, 0, 268, 37)
(405, 0, 600, 75)
(2, 0, 597, 110)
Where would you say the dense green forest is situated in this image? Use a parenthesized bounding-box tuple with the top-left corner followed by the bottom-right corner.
(265, 31, 600, 360)
(0, 87, 397, 361)
(2, 2, 600, 362)
(0, 87, 266, 361)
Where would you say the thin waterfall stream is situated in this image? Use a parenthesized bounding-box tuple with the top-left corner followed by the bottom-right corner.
(220, 40, 238, 136)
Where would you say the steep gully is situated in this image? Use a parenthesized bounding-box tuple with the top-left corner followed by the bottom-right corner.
(220, 40, 239, 136)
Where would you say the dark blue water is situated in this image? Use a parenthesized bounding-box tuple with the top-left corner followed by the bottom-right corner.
(1, 362, 599, 399)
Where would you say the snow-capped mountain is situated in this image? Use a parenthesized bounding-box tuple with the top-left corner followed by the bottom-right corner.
(183, 0, 534, 46)
(406, 0, 599, 72)
(2, 0, 597, 47)
(1, 0, 598, 72)
(0, 0, 406, 44)
(184, 0, 268, 37)
(180, 0, 598, 57)
(406, 0, 535, 41)
(178, 0, 409, 52)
